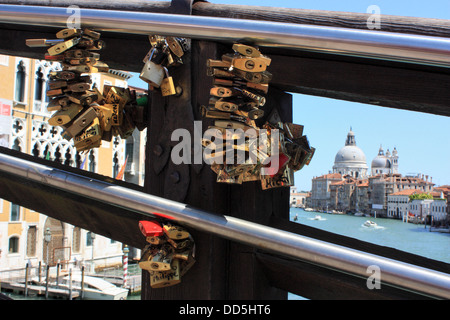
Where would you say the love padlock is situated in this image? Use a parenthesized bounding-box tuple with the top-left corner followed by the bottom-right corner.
(139, 48, 165, 88)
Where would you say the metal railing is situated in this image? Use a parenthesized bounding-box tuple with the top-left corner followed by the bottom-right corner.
(1, 152, 450, 299)
(0, 4, 449, 68)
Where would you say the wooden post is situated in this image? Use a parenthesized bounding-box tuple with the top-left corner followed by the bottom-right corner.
(24, 263, 29, 297)
(142, 40, 290, 299)
(45, 265, 49, 299)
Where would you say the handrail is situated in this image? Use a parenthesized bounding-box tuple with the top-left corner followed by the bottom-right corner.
(0, 4, 449, 67)
(0, 152, 449, 299)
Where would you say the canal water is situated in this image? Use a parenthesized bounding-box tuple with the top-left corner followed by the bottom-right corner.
(287, 207, 450, 300)
(289, 208, 450, 264)
(3, 208, 449, 300)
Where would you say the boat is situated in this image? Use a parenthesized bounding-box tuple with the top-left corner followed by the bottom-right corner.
(293, 214, 298, 221)
(354, 212, 364, 217)
(305, 208, 314, 212)
(59, 274, 129, 300)
(363, 220, 377, 228)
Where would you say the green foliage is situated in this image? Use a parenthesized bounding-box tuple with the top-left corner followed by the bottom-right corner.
(409, 193, 433, 200)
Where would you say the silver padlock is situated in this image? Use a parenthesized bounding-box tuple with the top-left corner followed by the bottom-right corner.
(139, 48, 165, 88)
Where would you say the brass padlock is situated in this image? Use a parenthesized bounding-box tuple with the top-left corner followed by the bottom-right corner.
(232, 43, 261, 58)
(109, 103, 123, 126)
(92, 103, 113, 132)
(209, 97, 238, 112)
(48, 104, 83, 126)
(163, 224, 190, 240)
(64, 49, 100, 60)
(26, 39, 63, 48)
(83, 28, 101, 40)
(63, 106, 98, 138)
(149, 259, 181, 288)
(66, 82, 91, 93)
(47, 38, 80, 56)
(166, 37, 184, 58)
(73, 118, 102, 149)
(210, 86, 236, 98)
(68, 90, 98, 106)
(56, 28, 81, 39)
(160, 67, 176, 96)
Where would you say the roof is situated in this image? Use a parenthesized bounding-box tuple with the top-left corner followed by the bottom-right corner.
(389, 189, 420, 196)
(315, 173, 342, 180)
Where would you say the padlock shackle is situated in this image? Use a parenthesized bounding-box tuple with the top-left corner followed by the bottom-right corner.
(1, 152, 450, 299)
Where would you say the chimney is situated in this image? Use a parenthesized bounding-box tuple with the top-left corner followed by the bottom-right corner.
(425, 175, 428, 182)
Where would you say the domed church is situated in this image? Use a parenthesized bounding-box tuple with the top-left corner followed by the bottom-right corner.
(332, 128, 368, 179)
(371, 145, 399, 175)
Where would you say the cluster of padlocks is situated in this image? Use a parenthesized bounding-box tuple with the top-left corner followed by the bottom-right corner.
(138, 220, 195, 288)
(26, 28, 147, 152)
(202, 44, 315, 189)
(139, 35, 189, 95)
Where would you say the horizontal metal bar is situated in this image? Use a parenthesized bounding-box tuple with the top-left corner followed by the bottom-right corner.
(0, 4, 450, 67)
(0, 152, 449, 299)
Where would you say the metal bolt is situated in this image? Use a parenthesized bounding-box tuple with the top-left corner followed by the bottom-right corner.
(170, 171, 180, 184)
(153, 144, 163, 157)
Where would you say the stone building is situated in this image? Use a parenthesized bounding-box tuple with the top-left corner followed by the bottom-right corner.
(0, 55, 146, 271)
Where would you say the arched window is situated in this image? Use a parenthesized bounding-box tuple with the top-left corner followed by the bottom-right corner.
(35, 67, 44, 101)
(15, 61, 26, 102)
(113, 152, 119, 178)
(9, 236, 19, 253)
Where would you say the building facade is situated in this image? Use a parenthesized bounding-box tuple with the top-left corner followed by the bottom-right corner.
(0, 55, 146, 271)
(310, 129, 444, 219)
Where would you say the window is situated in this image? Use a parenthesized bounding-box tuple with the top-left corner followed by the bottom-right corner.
(88, 150, 96, 172)
(15, 61, 26, 102)
(10, 203, 20, 221)
(73, 227, 81, 253)
(86, 231, 94, 247)
(35, 67, 44, 101)
(9, 236, 19, 253)
(26, 226, 37, 257)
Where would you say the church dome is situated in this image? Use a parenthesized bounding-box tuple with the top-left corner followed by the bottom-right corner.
(334, 145, 367, 164)
(371, 146, 391, 169)
(332, 129, 368, 178)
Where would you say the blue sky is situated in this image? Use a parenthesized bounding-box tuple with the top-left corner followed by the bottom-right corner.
(128, 0, 450, 191)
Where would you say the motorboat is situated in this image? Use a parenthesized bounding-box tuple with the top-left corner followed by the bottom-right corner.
(305, 208, 314, 212)
(59, 274, 129, 300)
(363, 220, 377, 228)
(354, 212, 364, 217)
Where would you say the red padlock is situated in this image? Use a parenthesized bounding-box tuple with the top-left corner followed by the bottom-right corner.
(263, 152, 290, 177)
(139, 220, 163, 237)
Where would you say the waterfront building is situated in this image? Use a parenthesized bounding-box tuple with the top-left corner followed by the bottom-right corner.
(310, 173, 342, 210)
(289, 187, 309, 208)
(0, 55, 146, 272)
(310, 128, 441, 217)
(369, 174, 434, 217)
(387, 189, 420, 220)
